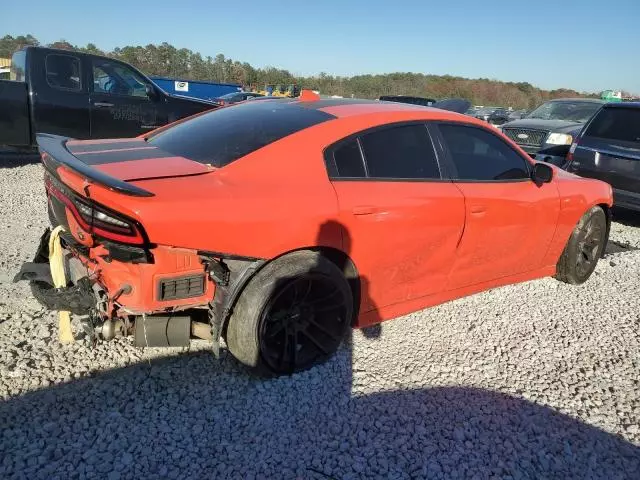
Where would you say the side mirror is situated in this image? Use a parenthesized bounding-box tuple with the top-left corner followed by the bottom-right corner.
(145, 84, 158, 100)
(532, 162, 553, 185)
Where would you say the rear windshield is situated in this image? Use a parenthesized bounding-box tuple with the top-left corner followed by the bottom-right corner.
(584, 107, 640, 143)
(147, 100, 335, 167)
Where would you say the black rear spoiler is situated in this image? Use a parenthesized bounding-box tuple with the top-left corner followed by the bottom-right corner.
(36, 134, 154, 197)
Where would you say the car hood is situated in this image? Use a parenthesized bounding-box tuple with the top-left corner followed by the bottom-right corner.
(65, 138, 215, 182)
(502, 118, 583, 133)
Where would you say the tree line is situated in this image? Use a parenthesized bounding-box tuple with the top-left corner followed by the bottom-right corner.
(0, 34, 605, 109)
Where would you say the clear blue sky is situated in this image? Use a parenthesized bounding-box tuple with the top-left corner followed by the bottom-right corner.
(4, 0, 639, 93)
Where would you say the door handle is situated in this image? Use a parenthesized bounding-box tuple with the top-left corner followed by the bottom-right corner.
(470, 205, 486, 215)
(352, 205, 378, 215)
(93, 102, 114, 108)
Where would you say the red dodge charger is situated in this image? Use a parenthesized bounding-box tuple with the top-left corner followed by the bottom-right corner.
(16, 94, 613, 375)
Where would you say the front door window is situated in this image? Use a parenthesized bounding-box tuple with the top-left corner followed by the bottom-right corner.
(92, 60, 148, 97)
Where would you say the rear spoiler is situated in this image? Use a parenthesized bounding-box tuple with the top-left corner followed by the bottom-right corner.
(36, 134, 154, 197)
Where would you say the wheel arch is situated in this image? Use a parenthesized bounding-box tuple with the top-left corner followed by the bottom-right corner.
(220, 246, 361, 339)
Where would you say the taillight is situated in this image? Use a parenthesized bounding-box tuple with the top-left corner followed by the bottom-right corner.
(45, 177, 145, 245)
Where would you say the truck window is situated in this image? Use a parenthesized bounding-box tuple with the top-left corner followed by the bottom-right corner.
(92, 59, 148, 98)
(10, 50, 26, 82)
(45, 54, 82, 91)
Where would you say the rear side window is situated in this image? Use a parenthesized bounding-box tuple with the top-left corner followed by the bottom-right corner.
(45, 54, 82, 91)
(147, 101, 334, 167)
(584, 107, 640, 143)
(360, 124, 440, 179)
(439, 124, 530, 181)
(10, 50, 26, 82)
(333, 140, 366, 177)
(92, 59, 149, 97)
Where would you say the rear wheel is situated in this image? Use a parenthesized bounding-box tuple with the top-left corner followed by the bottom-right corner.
(225, 251, 352, 376)
(555, 206, 607, 284)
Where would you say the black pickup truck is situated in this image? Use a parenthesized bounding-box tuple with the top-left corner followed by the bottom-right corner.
(0, 47, 218, 149)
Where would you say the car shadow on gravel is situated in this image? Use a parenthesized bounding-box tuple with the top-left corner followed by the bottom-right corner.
(0, 150, 40, 168)
(0, 351, 638, 479)
(613, 208, 640, 228)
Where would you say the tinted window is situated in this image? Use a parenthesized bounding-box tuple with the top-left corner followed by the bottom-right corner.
(584, 107, 640, 143)
(148, 101, 334, 167)
(45, 54, 81, 91)
(92, 59, 148, 97)
(333, 140, 365, 177)
(439, 124, 530, 181)
(359, 124, 440, 179)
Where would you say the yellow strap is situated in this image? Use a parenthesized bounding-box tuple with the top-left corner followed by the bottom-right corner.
(48, 226, 74, 344)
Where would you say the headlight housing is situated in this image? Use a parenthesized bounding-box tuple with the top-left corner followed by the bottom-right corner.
(546, 133, 573, 145)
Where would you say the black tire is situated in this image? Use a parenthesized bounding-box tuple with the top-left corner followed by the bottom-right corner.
(225, 250, 353, 376)
(555, 206, 607, 285)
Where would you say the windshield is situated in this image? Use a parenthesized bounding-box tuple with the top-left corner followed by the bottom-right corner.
(526, 101, 601, 122)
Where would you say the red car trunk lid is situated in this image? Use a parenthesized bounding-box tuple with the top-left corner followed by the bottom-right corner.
(66, 138, 214, 182)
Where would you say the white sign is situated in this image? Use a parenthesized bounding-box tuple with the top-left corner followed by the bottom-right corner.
(175, 81, 189, 92)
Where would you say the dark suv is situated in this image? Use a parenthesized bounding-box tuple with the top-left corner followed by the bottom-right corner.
(565, 102, 640, 211)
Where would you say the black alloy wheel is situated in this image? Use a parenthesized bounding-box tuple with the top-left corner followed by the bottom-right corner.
(575, 213, 606, 278)
(225, 250, 353, 376)
(258, 273, 349, 374)
(556, 206, 607, 285)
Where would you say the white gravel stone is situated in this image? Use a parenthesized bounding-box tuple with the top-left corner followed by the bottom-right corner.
(0, 157, 639, 478)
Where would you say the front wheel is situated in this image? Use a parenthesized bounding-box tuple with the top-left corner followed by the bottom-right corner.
(555, 206, 607, 285)
(225, 251, 353, 376)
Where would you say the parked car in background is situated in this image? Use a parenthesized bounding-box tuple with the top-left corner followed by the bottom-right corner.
(16, 96, 612, 376)
(486, 108, 511, 126)
(213, 91, 264, 105)
(565, 102, 640, 211)
(468, 107, 510, 126)
(379, 95, 436, 107)
(0, 47, 219, 149)
(468, 106, 497, 120)
(507, 109, 529, 121)
(500, 98, 604, 166)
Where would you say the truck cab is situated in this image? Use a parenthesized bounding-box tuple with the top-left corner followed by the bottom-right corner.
(0, 47, 218, 148)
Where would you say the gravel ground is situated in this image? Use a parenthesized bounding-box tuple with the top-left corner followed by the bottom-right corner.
(0, 156, 639, 479)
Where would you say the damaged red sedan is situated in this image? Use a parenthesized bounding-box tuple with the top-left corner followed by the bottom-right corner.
(16, 95, 613, 375)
